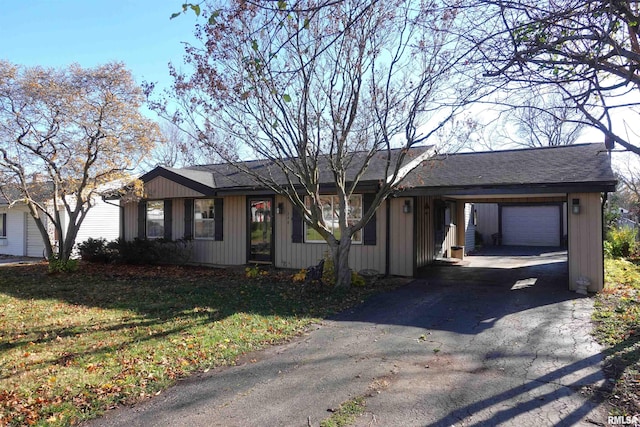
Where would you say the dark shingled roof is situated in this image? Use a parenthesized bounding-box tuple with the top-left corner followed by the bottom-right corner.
(142, 146, 435, 192)
(403, 143, 617, 193)
(140, 143, 616, 196)
(0, 182, 54, 206)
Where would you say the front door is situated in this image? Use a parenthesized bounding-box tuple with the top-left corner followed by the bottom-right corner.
(248, 198, 274, 263)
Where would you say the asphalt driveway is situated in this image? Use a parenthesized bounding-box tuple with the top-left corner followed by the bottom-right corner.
(87, 248, 609, 427)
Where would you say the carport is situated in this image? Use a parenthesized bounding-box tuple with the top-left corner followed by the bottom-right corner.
(402, 143, 617, 292)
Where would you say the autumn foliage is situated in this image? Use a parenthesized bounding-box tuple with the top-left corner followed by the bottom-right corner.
(0, 61, 159, 263)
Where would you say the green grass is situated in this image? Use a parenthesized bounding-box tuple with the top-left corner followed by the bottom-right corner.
(0, 262, 403, 426)
(320, 396, 366, 427)
(592, 258, 640, 416)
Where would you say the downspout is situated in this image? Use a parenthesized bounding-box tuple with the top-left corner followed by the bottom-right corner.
(102, 197, 125, 240)
(385, 198, 390, 277)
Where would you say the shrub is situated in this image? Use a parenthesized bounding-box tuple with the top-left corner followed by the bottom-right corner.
(113, 238, 191, 265)
(292, 268, 307, 283)
(605, 227, 637, 259)
(350, 271, 366, 287)
(320, 251, 366, 287)
(48, 255, 79, 274)
(77, 237, 115, 263)
(78, 238, 191, 265)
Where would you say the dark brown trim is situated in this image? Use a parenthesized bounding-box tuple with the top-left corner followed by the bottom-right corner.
(247, 197, 275, 264)
(400, 182, 617, 197)
(141, 167, 217, 196)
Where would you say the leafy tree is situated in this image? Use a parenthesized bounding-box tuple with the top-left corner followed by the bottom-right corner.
(0, 61, 159, 263)
(476, 0, 640, 154)
(153, 0, 489, 288)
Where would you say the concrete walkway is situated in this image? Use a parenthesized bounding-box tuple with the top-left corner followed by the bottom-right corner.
(87, 248, 609, 427)
(0, 255, 42, 266)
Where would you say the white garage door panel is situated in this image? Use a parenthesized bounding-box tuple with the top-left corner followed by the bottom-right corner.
(502, 206, 560, 246)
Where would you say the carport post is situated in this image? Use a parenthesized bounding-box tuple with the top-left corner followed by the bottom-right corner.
(567, 192, 604, 292)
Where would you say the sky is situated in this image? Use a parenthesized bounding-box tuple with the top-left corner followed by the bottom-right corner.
(0, 2, 633, 169)
(0, 1, 199, 99)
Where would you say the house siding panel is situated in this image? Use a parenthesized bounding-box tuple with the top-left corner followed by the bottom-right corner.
(415, 196, 434, 268)
(145, 176, 205, 199)
(26, 212, 46, 258)
(464, 203, 475, 252)
(190, 195, 246, 266)
(475, 203, 499, 246)
(389, 198, 413, 276)
(568, 192, 603, 291)
(0, 207, 27, 256)
(123, 202, 138, 241)
(74, 199, 121, 246)
(274, 195, 387, 274)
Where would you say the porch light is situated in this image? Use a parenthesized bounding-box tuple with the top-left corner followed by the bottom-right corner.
(403, 200, 412, 214)
(571, 198, 580, 215)
(277, 203, 284, 214)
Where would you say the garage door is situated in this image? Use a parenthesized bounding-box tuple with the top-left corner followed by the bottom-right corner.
(502, 205, 560, 246)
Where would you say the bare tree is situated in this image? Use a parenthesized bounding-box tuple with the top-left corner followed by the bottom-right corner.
(152, 0, 490, 288)
(477, 89, 586, 149)
(474, 0, 640, 154)
(0, 61, 159, 263)
(144, 121, 218, 169)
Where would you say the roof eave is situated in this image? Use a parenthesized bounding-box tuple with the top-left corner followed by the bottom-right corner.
(400, 181, 617, 197)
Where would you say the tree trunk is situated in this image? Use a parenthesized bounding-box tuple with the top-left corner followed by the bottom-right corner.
(332, 237, 352, 289)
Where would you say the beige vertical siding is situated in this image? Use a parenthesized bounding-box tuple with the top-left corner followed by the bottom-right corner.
(568, 192, 603, 291)
(475, 203, 499, 245)
(442, 224, 457, 258)
(190, 195, 246, 265)
(145, 177, 205, 199)
(274, 195, 387, 274)
(123, 196, 247, 266)
(123, 202, 138, 241)
(415, 196, 434, 268)
(389, 198, 414, 276)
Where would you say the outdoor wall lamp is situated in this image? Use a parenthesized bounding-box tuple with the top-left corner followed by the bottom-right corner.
(572, 198, 580, 215)
(277, 203, 284, 215)
(403, 200, 412, 214)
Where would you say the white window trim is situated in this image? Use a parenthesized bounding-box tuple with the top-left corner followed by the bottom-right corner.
(194, 199, 216, 240)
(304, 195, 363, 244)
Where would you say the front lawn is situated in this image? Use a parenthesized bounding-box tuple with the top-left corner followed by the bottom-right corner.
(593, 258, 640, 415)
(0, 262, 402, 426)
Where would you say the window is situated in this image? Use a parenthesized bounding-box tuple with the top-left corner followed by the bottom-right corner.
(305, 195, 362, 243)
(146, 200, 164, 239)
(0, 213, 5, 237)
(194, 199, 215, 239)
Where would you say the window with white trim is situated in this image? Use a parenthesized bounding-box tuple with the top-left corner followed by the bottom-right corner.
(194, 199, 216, 239)
(304, 195, 362, 243)
(146, 200, 164, 239)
